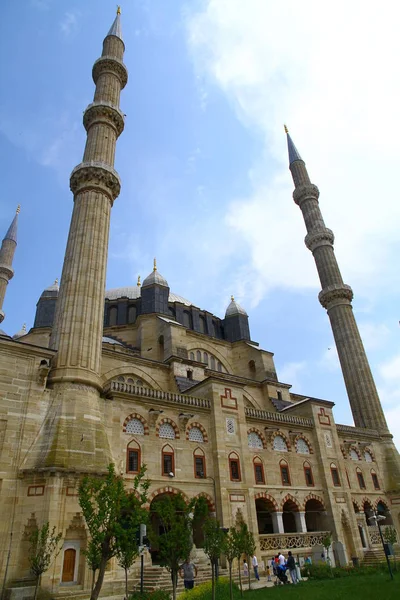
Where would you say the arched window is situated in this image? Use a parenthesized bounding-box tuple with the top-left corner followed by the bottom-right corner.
(125, 418, 144, 435)
(253, 457, 265, 484)
(188, 427, 204, 443)
(162, 444, 174, 476)
(194, 447, 205, 479)
(217, 362, 222, 372)
(273, 435, 288, 452)
(356, 468, 366, 489)
(280, 460, 291, 486)
(331, 463, 340, 486)
(371, 470, 380, 490)
(183, 311, 192, 329)
(128, 305, 136, 323)
(196, 350, 202, 362)
(189, 352, 195, 361)
(364, 451, 373, 462)
(248, 431, 263, 449)
(296, 438, 310, 454)
(303, 462, 314, 487)
(109, 306, 118, 326)
(199, 315, 206, 334)
(159, 423, 176, 440)
(127, 440, 141, 474)
(203, 352, 209, 365)
(210, 356, 216, 370)
(168, 306, 176, 319)
(349, 449, 359, 461)
(228, 452, 241, 482)
(117, 375, 125, 382)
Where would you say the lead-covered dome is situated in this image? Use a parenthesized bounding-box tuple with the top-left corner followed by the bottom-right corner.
(225, 296, 248, 317)
(142, 259, 168, 288)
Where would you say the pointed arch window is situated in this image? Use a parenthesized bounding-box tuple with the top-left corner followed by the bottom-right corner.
(273, 435, 288, 452)
(371, 470, 380, 490)
(296, 438, 310, 454)
(194, 447, 206, 479)
(364, 451, 373, 462)
(228, 452, 241, 482)
(127, 440, 141, 474)
(349, 449, 359, 461)
(356, 468, 366, 489)
(253, 457, 265, 484)
(303, 461, 314, 487)
(331, 463, 341, 486)
(248, 431, 263, 449)
(162, 444, 174, 476)
(280, 460, 291, 486)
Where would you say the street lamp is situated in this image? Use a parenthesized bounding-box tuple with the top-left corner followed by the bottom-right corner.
(368, 511, 393, 580)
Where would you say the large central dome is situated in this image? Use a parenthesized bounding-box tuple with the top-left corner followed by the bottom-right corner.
(105, 286, 192, 307)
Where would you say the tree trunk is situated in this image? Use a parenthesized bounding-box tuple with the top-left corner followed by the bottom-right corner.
(124, 567, 128, 600)
(91, 569, 96, 592)
(33, 576, 40, 600)
(211, 561, 215, 600)
(229, 563, 233, 600)
(247, 556, 251, 591)
(238, 558, 242, 597)
(90, 556, 108, 600)
(172, 569, 177, 600)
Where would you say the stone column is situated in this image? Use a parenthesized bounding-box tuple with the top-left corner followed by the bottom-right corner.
(295, 511, 307, 533)
(272, 512, 284, 534)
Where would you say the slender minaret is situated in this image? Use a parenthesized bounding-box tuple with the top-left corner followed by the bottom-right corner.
(49, 8, 127, 390)
(0, 206, 20, 324)
(285, 127, 389, 434)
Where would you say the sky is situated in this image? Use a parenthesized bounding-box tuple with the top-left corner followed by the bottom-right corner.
(0, 0, 399, 447)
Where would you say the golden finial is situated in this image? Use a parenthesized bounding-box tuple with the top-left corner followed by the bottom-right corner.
(231, 295, 235, 301)
(137, 275, 141, 287)
(16, 205, 21, 214)
(54, 278, 59, 285)
(284, 124, 289, 134)
(153, 258, 157, 272)
(117, 5, 121, 15)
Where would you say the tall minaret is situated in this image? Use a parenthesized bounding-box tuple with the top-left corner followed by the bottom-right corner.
(49, 8, 127, 390)
(285, 127, 389, 435)
(0, 206, 20, 324)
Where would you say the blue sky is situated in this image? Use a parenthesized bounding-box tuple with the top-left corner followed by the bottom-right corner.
(1, 0, 399, 446)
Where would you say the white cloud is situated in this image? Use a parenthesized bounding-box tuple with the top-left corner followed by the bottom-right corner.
(186, 0, 400, 307)
(278, 361, 307, 392)
(60, 11, 80, 38)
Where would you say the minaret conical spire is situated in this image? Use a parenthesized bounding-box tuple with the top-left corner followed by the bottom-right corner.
(49, 11, 128, 390)
(107, 6, 123, 41)
(284, 125, 303, 165)
(286, 128, 389, 435)
(0, 206, 20, 323)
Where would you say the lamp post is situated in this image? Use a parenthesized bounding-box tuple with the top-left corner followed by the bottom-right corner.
(368, 511, 393, 580)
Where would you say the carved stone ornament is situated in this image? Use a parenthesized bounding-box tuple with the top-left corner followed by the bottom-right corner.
(305, 227, 334, 252)
(148, 408, 163, 428)
(178, 412, 194, 432)
(319, 283, 354, 309)
(92, 56, 128, 89)
(83, 102, 125, 137)
(292, 183, 320, 207)
(70, 161, 121, 203)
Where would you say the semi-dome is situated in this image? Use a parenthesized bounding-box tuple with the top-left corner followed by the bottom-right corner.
(225, 296, 248, 317)
(13, 323, 27, 339)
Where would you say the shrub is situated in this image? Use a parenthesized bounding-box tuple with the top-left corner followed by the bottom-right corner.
(301, 561, 395, 580)
(184, 577, 238, 600)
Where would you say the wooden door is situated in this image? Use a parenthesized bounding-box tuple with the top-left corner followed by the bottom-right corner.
(62, 548, 76, 582)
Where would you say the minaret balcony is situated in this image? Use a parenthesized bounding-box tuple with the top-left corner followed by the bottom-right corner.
(70, 161, 121, 203)
(92, 55, 128, 88)
(84, 101, 125, 136)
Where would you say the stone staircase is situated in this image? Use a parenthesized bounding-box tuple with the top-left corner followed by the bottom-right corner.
(362, 548, 386, 566)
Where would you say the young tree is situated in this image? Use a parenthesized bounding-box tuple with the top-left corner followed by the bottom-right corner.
(222, 528, 239, 600)
(28, 522, 62, 600)
(230, 527, 245, 598)
(79, 463, 149, 600)
(241, 524, 256, 591)
(149, 494, 206, 600)
(203, 518, 225, 600)
(84, 538, 102, 592)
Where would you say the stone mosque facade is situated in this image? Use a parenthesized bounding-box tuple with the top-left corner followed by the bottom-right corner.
(0, 9, 399, 595)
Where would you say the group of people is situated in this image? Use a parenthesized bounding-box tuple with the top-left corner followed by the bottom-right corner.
(243, 551, 300, 586)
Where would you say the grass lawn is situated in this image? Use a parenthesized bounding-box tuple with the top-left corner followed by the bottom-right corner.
(244, 572, 399, 600)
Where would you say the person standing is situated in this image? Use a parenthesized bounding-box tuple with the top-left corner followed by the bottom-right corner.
(252, 554, 260, 581)
(179, 558, 198, 590)
(278, 551, 285, 566)
(286, 551, 298, 584)
(243, 559, 249, 578)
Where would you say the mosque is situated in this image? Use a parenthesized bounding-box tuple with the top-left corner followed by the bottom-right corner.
(0, 8, 399, 596)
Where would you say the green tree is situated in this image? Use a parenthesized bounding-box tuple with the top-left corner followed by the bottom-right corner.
(149, 494, 206, 600)
(203, 518, 225, 600)
(222, 528, 239, 600)
(79, 463, 149, 600)
(84, 538, 102, 592)
(28, 522, 62, 600)
(241, 524, 256, 591)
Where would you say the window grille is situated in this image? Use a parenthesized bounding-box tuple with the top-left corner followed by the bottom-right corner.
(188, 427, 204, 443)
(248, 432, 263, 449)
(273, 435, 288, 452)
(159, 423, 175, 439)
(126, 418, 144, 435)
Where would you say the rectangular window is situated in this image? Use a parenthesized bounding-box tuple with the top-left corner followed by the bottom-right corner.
(280, 465, 291, 486)
(195, 456, 205, 479)
(357, 472, 366, 489)
(27, 485, 45, 496)
(162, 452, 174, 476)
(372, 473, 380, 490)
(229, 458, 241, 481)
(254, 464, 265, 484)
(127, 449, 140, 474)
(304, 466, 314, 487)
(331, 467, 341, 486)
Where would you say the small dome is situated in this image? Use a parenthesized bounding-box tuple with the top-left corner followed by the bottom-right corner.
(142, 259, 168, 288)
(225, 296, 248, 317)
(13, 323, 27, 339)
(40, 279, 59, 298)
